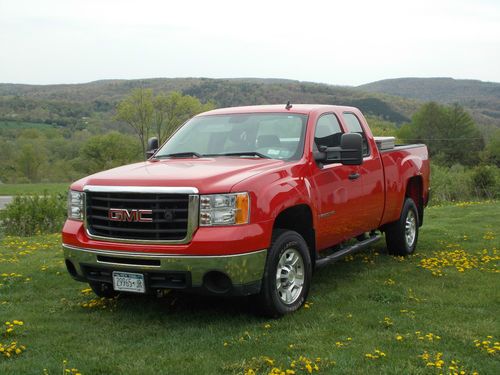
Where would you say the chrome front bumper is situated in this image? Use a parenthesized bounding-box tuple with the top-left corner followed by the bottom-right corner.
(62, 244, 267, 294)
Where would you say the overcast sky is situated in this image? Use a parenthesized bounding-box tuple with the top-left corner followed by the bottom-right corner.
(1, 0, 499, 86)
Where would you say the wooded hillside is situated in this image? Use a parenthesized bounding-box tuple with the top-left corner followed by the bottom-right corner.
(0, 78, 419, 130)
(358, 77, 500, 133)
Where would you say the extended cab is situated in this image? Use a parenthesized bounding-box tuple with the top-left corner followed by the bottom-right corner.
(63, 104, 430, 316)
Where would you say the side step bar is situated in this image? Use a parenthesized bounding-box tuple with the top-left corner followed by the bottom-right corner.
(315, 234, 381, 268)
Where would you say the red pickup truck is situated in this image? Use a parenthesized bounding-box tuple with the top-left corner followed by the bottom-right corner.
(63, 104, 430, 316)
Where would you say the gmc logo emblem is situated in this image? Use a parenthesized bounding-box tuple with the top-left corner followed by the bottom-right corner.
(108, 208, 153, 222)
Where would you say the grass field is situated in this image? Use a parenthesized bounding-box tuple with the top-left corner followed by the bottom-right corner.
(0, 202, 499, 374)
(0, 183, 69, 196)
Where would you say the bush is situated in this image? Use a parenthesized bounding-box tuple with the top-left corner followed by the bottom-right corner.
(471, 165, 498, 198)
(430, 163, 499, 205)
(0, 193, 66, 236)
(431, 164, 471, 204)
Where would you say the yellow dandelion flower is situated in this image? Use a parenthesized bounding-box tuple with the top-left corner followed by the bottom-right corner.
(305, 363, 312, 373)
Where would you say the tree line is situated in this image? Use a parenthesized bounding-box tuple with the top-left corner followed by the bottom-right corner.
(397, 102, 498, 166)
(0, 89, 498, 186)
(0, 90, 213, 183)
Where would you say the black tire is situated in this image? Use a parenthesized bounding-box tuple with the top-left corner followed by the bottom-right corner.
(256, 229, 312, 318)
(89, 282, 120, 298)
(385, 197, 419, 256)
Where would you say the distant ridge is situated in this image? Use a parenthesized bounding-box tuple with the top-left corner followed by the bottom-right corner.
(357, 77, 500, 129)
(0, 77, 416, 127)
(1, 77, 499, 132)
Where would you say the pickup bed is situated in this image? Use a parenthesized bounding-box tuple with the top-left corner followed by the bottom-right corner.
(63, 104, 430, 316)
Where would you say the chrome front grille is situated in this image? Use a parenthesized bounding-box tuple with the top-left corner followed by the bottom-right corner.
(83, 186, 199, 244)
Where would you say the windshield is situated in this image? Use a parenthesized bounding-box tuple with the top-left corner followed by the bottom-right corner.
(155, 113, 308, 161)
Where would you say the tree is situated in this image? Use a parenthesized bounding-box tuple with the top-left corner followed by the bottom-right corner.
(115, 89, 214, 156)
(152, 92, 215, 144)
(79, 132, 141, 174)
(115, 88, 154, 157)
(444, 104, 484, 164)
(483, 129, 500, 167)
(0, 138, 15, 183)
(398, 102, 484, 166)
(17, 142, 46, 182)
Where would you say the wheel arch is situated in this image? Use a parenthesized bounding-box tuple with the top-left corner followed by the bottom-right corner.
(272, 204, 316, 266)
(405, 176, 424, 226)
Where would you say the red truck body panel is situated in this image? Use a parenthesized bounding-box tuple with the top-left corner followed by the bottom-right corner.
(62, 219, 273, 255)
(379, 146, 430, 224)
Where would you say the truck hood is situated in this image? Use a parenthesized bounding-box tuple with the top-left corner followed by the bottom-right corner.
(72, 157, 285, 194)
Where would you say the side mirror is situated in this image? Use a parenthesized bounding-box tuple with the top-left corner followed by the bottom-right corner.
(146, 137, 159, 159)
(313, 133, 363, 165)
(339, 133, 363, 165)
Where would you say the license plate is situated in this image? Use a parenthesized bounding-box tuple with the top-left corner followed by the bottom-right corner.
(112, 271, 145, 293)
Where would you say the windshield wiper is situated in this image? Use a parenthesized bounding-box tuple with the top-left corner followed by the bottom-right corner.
(207, 152, 271, 159)
(155, 152, 202, 159)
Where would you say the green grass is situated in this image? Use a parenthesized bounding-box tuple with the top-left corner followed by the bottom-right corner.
(0, 202, 499, 374)
(0, 183, 69, 196)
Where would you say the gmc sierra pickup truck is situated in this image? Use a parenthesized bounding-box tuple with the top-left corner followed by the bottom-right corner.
(63, 104, 430, 316)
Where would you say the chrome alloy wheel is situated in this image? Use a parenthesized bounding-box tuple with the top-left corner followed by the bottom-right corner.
(276, 248, 305, 305)
(405, 210, 417, 248)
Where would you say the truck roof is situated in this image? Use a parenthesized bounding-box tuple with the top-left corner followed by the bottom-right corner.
(198, 104, 360, 117)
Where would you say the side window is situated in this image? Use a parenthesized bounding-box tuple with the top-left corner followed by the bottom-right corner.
(314, 114, 343, 149)
(343, 113, 370, 156)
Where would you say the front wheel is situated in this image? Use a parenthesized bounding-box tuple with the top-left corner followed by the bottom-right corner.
(256, 229, 312, 317)
(385, 197, 419, 256)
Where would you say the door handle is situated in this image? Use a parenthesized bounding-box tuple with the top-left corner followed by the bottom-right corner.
(348, 173, 360, 180)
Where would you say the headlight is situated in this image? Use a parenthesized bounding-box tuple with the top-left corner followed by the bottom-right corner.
(199, 193, 249, 226)
(68, 190, 84, 221)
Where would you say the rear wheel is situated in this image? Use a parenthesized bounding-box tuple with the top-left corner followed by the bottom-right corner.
(89, 282, 119, 298)
(385, 197, 419, 256)
(256, 229, 312, 317)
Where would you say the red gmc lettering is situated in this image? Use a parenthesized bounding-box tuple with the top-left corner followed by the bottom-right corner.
(108, 208, 153, 222)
